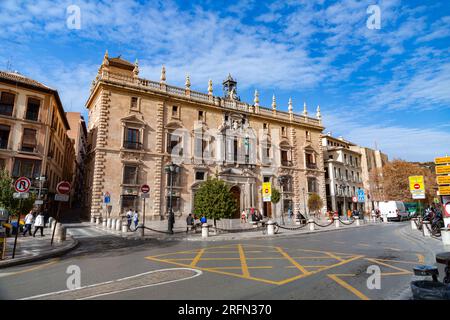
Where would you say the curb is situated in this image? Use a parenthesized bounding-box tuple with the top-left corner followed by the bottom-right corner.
(0, 237, 79, 269)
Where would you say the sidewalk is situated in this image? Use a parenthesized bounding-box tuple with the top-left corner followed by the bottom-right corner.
(0, 226, 79, 269)
(108, 217, 382, 241)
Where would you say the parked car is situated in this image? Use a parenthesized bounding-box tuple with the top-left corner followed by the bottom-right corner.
(378, 201, 408, 221)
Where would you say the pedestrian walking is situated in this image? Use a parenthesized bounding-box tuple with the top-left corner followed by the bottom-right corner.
(241, 209, 247, 223)
(126, 209, 132, 231)
(23, 210, 34, 236)
(33, 212, 45, 237)
(288, 207, 293, 222)
(186, 213, 194, 233)
(133, 210, 139, 229)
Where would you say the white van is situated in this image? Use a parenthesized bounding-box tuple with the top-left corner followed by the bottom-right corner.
(378, 201, 408, 221)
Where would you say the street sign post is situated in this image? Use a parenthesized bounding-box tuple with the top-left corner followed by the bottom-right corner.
(352, 196, 358, 203)
(12, 177, 31, 259)
(52, 181, 71, 246)
(262, 182, 271, 202)
(141, 185, 150, 225)
(14, 177, 31, 193)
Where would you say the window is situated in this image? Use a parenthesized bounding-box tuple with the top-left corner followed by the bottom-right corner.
(357, 172, 360, 182)
(12, 158, 41, 178)
(130, 97, 138, 109)
(263, 176, 270, 183)
(345, 169, 348, 180)
(198, 110, 204, 121)
(124, 128, 141, 149)
(0, 125, 10, 149)
(123, 165, 138, 185)
(325, 168, 329, 179)
(334, 167, 337, 178)
(305, 152, 316, 169)
(306, 131, 311, 141)
(167, 171, 181, 187)
(281, 126, 286, 136)
(307, 177, 318, 193)
(355, 158, 358, 167)
(350, 155, 353, 166)
(263, 123, 268, 130)
(26, 98, 40, 121)
(166, 195, 181, 213)
(0, 92, 15, 116)
(344, 154, 347, 164)
(195, 171, 205, 181)
(167, 131, 182, 156)
(121, 195, 137, 212)
(21, 128, 37, 152)
(329, 155, 333, 160)
(279, 176, 293, 192)
(172, 106, 179, 118)
(0, 159, 5, 169)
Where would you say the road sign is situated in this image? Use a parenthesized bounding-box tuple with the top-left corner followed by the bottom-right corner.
(352, 196, 357, 203)
(55, 194, 69, 202)
(435, 156, 450, 165)
(412, 193, 426, 200)
(262, 182, 271, 202)
(436, 165, 450, 175)
(34, 200, 44, 205)
(437, 176, 450, 185)
(438, 186, 450, 195)
(409, 176, 425, 192)
(141, 193, 150, 199)
(56, 181, 71, 194)
(141, 184, 150, 194)
(14, 177, 31, 193)
(13, 192, 29, 199)
(357, 189, 365, 203)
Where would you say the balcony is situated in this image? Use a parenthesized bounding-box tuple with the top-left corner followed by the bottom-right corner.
(123, 140, 143, 150)
(306, 163, 317, 169)
(281, 160, 293, 167)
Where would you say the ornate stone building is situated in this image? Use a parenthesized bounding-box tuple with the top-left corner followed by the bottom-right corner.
(85, 52, 326, 221)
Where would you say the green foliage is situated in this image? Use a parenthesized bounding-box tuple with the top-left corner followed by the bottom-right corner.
(193, 178, 237, 224)
(271, 187, 281, 204)
(308, 193, 323, 214)
(0, 169, 36, 217)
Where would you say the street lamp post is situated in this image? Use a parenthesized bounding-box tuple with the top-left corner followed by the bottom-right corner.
(277, 176, 286, 225)
(165, 162, 179, 234)
(302, 187, 308, 218)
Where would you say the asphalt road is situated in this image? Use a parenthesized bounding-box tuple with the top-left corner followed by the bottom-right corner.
(0, 222, 440, 300)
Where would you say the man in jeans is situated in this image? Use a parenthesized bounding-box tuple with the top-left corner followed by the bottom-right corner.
(23, 210, 34, 236)
(186, 213, 194, 233)
(33, 212, 45, 237)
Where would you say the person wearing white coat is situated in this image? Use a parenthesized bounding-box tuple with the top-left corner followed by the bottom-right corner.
(33, 212, 45, 237)
(23, 210, 34, 236)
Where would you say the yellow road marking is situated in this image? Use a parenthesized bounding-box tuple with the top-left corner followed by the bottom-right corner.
(208, 266, 273, 270)
(275, 247, 311, 275)
(325, 251, 344, 262)
(374, 258, 423, 265)
(238, 244, 250, 277)
(365, 258, 412, 275)
(0, 259, 59, 277)
(328, 274, 370, 300)
(190, 249, 205, 268)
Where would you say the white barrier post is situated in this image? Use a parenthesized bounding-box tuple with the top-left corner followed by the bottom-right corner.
(411, 218, 418, 230)
(441, 228, 450, 245)
(96, 217, 101, 225)
(106, 218, 112, 229)
(355, 216, 360, 226)
(267, 220, 274, 235)
(115, 219, 122, 231)
(422, 221, 431, 237)
(122, 222, 128, 233)
(382, 213, 388, 223)
(90, 216, 95, 224)
(102, 219, 107, 229)
(138, 223, 144, 238)
(334, 217, 340, 228)
(202, 223, 209, 238)
(308, 219, 315, 231)
(295, 218, 301, 226)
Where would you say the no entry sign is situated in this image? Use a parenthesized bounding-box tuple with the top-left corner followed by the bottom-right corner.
(56, 181, 71, 194)
(14, 177, 31, 193)
(141, 184, 150, 193)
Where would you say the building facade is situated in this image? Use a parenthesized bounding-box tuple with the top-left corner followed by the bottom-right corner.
(0, 70, 74, 214)
(322, 134, 364, 215)
(349, 146, 388, 211)
(85, 52, 327, 221)
(66, 112, 88, 213)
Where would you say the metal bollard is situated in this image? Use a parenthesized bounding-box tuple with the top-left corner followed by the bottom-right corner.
(355, 216, 360, 226)
(202, 223, 209, 238)
(382, 214, 388, 223)
(115, 219, 122, 231)
(102, 219, 107, 229)
(267, 220, 274, 235)
(122, 222, 128, 233)
(308, 219, 315, 231)
(106, 218, 112, 229)
(96, 217, 101, 225)
(55, 223, 66, 242)
(334, 217, 340, 228)
(138, 223, 144, 238)
(411, 218, 418, 230)
(90, 216, 95, 224)
(441, 228, 450, 245)
(422, 221, 431, 237)
(295, 219, 301, 226)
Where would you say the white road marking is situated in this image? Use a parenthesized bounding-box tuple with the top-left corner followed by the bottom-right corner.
(20, 268, 203, 300)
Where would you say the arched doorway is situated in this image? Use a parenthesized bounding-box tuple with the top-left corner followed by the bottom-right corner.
(230, 186, 241, 219)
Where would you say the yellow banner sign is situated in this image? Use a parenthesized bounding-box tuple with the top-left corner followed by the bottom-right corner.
(438, 186, 450, 195)
(437, 176, 450, 185)
(435, 156, 450, 165)
(436, 165, 450, 175)
(262, 182, 271, 197)
(409, 176, 425, 192)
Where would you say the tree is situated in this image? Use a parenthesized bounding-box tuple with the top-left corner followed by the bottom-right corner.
(271, 187, 281, 221)
(193, 177, 237, 227)
(308, 193, 323, 216)
(379, 159, 437, 204)
(0, 169, 36, 218)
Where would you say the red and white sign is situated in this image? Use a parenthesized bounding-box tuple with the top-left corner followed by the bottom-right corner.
(352, 196, 358, 203)
(414, 183, 420, 189)
(56, 181, 71, 194)
(141, 184, 150, 194)
(14, 177, 31, 193)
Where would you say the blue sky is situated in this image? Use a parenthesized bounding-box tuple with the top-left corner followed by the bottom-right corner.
(0, 0, 449, 162)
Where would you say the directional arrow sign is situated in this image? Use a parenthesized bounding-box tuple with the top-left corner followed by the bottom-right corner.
(435, 156, 450, 165)
(436, 165, 450, 175)
(437, 176, 450, 185)
(14, 177, 31, 193)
